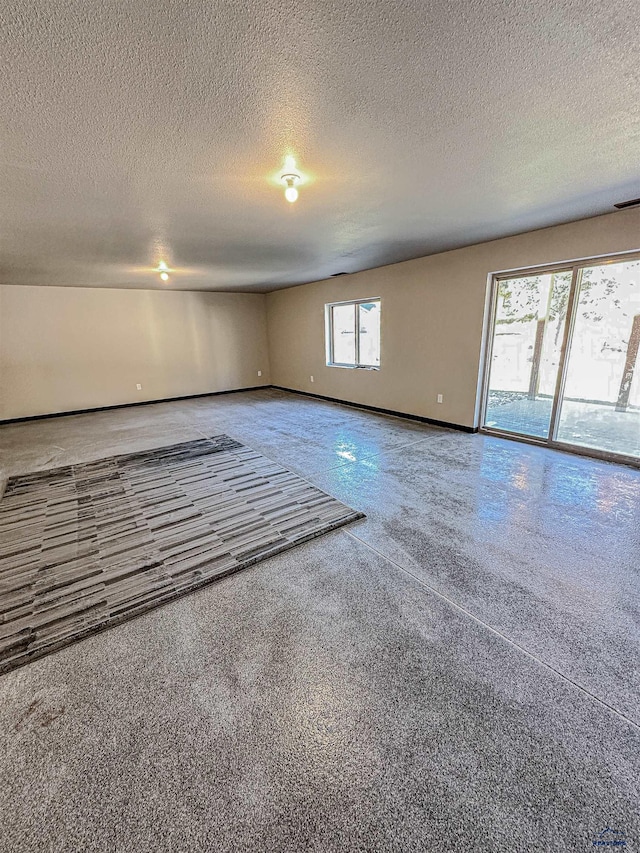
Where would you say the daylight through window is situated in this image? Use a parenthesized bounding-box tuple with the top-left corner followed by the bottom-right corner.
(326, 299, 381, 368)
(483, 254, 640, 460)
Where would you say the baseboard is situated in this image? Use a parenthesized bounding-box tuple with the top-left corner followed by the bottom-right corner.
(1, 384, 479, 433)
(0, 385, 270, 425)
(271, 386, 478, 433)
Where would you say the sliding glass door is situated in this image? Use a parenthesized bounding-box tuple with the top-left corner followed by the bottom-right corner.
(482, 254, 640, 463)
(484, 270, 572, 438)
(556, 259, 640, 458)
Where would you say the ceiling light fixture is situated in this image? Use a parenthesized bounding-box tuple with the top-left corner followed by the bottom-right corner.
(157, 260, 170, 281)
(281, 172, 300, 203)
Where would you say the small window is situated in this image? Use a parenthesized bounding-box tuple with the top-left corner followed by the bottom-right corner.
(326, 298, 381, 368)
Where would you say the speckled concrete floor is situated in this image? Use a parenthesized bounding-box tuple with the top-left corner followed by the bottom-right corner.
(1, 388, 639, 852)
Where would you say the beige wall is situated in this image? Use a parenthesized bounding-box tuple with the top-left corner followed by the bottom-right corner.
(2, 209, 638, 425)
(266, 208, 640, 428)
(0, 286, 270, 420)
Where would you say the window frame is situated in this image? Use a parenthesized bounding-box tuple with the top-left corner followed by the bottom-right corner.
(325, 297, 381, 369)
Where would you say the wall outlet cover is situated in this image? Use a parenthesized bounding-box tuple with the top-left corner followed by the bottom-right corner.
(136, 384, 142, 391)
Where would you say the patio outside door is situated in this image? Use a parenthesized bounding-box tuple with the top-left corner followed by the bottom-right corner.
(482, 254, 640, 464)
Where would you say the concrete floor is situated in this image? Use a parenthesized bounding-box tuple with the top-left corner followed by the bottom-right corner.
(0, 388, 639, 852)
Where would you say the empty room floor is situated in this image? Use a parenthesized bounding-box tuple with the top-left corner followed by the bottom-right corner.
(1, 388, 639, 852)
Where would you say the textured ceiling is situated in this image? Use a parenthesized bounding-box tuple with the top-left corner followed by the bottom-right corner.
(1, 0, 639, 293)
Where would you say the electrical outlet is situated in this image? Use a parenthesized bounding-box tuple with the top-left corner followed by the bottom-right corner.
(257, 370, 262, 377)
(136, 383, 142, 391)
(310, 375, 314, 383)
(437, 393, 443, 403)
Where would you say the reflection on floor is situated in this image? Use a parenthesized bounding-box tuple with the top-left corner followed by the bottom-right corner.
(1, 388, 639, 852)
(486, 391, 640, 456)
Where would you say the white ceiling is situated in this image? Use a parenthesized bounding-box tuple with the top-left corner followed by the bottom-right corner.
(1, 0, 639, 293)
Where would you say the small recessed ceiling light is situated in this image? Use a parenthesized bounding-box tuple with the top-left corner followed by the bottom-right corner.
(156, 260, 170, 281)
(160, 272, 169, 281)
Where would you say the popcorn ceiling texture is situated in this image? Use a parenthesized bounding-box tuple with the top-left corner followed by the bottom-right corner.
(1, 0, 639, 292)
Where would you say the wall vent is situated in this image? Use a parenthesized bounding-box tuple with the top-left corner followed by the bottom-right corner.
(614, 197, 640, 210)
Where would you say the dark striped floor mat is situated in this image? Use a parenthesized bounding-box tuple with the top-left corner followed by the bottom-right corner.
(0, 435, 364, 674)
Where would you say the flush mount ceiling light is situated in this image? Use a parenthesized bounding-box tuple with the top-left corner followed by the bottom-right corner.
(156, 260, 170, 281)
(281, 171, 300, 203)
(271, 154, 308, 204)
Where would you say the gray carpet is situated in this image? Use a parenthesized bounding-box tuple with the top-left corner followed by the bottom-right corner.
(0, 434, 364, 674)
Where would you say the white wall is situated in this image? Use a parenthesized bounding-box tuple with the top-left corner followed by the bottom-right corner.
(0, 286, 270, 420)
(266, 209, 640, 428)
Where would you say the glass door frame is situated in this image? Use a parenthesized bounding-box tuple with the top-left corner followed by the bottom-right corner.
(479, 249, 640, 469)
